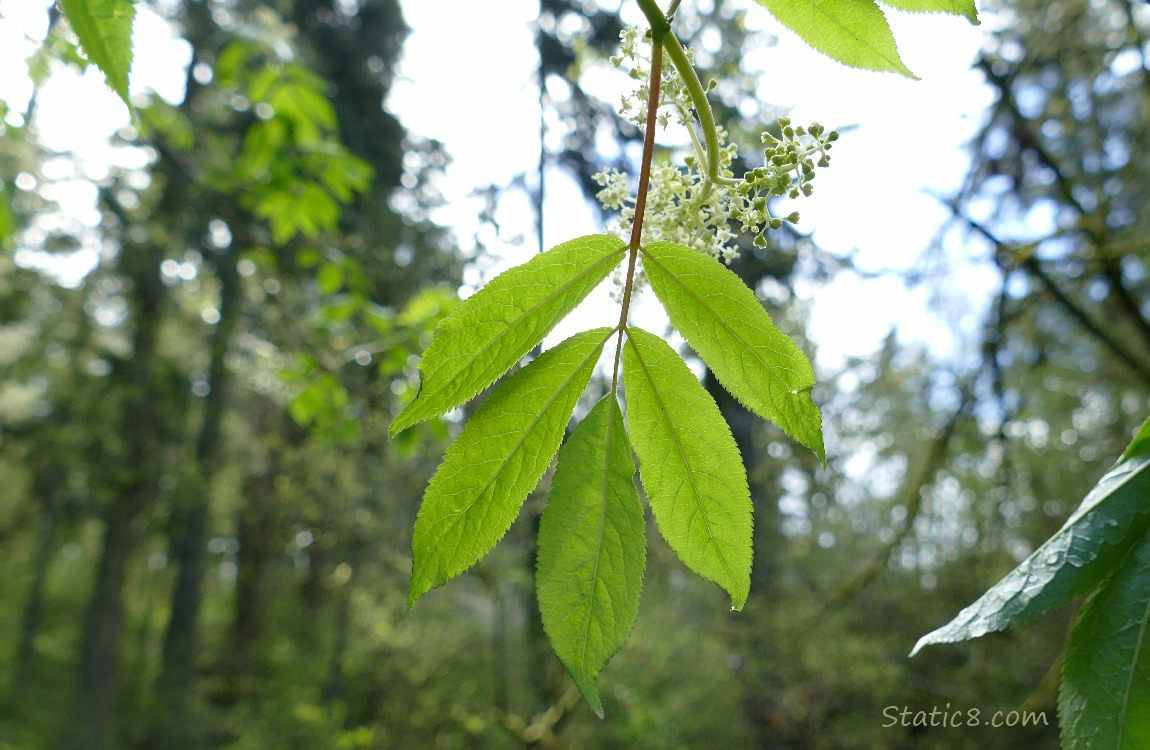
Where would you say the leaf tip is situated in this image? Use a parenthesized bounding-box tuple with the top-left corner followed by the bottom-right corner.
(810, 438, 827, 467)
(388, 406, 419, 437)
(581, 686, 605, 719)
(406, 574, 428, 610)
(730, 583, 749, 612)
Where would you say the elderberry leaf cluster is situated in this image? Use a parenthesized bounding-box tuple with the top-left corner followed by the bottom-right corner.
(395, 231, 825, 713)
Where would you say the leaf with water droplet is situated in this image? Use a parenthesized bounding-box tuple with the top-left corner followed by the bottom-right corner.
(912, 418, 1150, 656)
(1061, 528, 1150, 748)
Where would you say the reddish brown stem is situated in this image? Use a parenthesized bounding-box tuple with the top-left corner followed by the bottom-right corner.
(612, 34, 664, 392)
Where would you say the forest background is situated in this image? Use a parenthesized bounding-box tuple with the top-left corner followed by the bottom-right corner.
(1, 0, 1148, 748)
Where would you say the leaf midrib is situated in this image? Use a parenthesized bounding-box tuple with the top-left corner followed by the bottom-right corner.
(578, 402, 618, 678)
(626, 330, 737, 588)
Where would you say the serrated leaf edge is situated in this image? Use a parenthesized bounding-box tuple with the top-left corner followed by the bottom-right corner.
(540, 396, 643, 718)
(624, 326, 750, 610)
(877, 0, 979, 25)
(641, 243, 824, 462)
(391, 236, 625, 436)
(407, 327, 613, 607)
(60, 0, 135, 108)
(753, 0, 917, 78)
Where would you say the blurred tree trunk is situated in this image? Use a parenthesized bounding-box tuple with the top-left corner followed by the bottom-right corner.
(13, 482, 59, 694)
(227, 406, 289, 689)
(68, 241, 169, 750)
(148, 252, 241, 749)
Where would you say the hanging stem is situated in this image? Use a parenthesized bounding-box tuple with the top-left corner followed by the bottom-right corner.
(611, 24, 665, 394)
(637, 0, 719, 182)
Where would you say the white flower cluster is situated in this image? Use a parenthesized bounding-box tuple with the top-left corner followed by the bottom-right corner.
(595, 28, 838, 268)
(610, 26, 697, 131)
(593, 131, 741, 263)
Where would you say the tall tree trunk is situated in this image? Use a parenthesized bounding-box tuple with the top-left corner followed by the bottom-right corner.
(13, 483, 59, 695)
(227, 408, 288, 692)
(148, 253, 241, 749)
(67, 242, 168, 750)
(322, 570, 355, 705)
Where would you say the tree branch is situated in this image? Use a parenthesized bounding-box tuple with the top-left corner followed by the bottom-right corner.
(940, 199, 1150, 390)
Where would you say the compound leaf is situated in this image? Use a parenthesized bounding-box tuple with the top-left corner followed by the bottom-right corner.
(623, 326, 752, 610)
(1060, 529, 1150, 750)
(752, 0, 917, 78)
(407, 328, 611, 608)
(642, 241, 825, 463)
(391, 235, 625, 436)
(878, 0, 979, 24)
(912, 418, 1150, 655)
(538, 395, 645, 718)
(59, 0, 136, 110)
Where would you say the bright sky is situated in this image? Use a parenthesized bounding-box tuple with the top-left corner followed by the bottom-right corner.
(0, 0, 997, 373)
(389, 0, 997, 371)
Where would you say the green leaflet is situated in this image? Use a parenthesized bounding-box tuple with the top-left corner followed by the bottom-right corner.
(878, 0, 979, 24)
(391, 235, 626, 436)
(59, 0, 136, 110)
(1060, 530, 1150, 750)
(407, 328, 611, 608)
(641, 241, 825, 464)
(911, 418, 1150, 656)
(752, 0, 917, 79)
(623, 326, 752, 610)
(537, 396, 645, 718)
